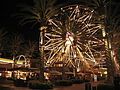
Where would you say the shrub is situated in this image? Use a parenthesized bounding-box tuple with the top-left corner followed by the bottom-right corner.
(28, 80, 53, 89)
(0, 86, 12, 90)
(97, 84, 114, 90)
(0, 79, 13, 85)
(14, 79, 28, 87)
(54, 80, 72, 86)
(0, 76, 6, 80)
(84, 79, 90, 82)
(71, 79, 84, 84)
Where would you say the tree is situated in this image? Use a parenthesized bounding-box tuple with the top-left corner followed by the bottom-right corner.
(80, 0, 120, 83)
(7, 33, 24, 79)
(15, 0, 62, 82)
(22, 40, 37, 58)
(107, 3, 120, 76)
(0, 28, 7, 57)
(21, 40, 37, 68)
(9, 33, 24, 61)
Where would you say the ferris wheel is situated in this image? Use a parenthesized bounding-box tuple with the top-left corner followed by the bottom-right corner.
(44, 5, 106, 72)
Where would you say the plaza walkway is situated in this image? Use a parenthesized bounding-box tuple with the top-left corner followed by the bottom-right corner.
(54, 80, 105, 90)
(0, 83, 85, 90)
(53, 83, 85, 90)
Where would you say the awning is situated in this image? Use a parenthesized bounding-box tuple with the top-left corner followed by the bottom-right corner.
(49, 70, 62, 75)
(8, 67, 39, 72)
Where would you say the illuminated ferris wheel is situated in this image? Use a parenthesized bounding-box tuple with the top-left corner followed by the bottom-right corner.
(44, 5, 105, 71)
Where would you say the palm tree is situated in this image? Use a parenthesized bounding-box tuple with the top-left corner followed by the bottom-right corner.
(80, 0, 120, 83)
(15, 0, 62, 82)
(107, 3, 120, 75)
(102, 2, 120, 83)
(0, 28, 7, 57)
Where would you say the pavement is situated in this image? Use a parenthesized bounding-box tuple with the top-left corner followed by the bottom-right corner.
(1, 83, 85, 90)
(53, 83, 85, 90)
(0, 84, 31, 90)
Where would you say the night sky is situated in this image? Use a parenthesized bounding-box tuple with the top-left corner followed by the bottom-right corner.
(0, 0, 120, 41)
(0, 0, 64, 40)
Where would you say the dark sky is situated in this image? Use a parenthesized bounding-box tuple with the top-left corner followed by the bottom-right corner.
(0, 0, 65, 40)
(0, 0, 33, 28)
(0, 0, 119, 26)
(0, 0, 120, 40)
(0, 0, 38, 40)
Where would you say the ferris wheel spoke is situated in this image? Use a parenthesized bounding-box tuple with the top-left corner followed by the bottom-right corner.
(86, 25, 99, 33)
(77, 41, 86, 49)
(86, 44, 96, 63)
(51, 28, 62, 35)
(48, 44, 66, 60)
(46, 47, 62, 66)
(45, 33, 61, 38)
(45, 38, 62, 46)
(76, 47, 91, 69)
(69, 6, 79, 18)
(49, 19, 62, 30)
(45, 40, 64, 49)
(84, 52, 94, 60)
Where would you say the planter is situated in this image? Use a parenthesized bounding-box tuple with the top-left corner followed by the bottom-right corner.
(14, 79, 28, 87)
(54, 80, 72, 86)
(28, 80, 53, 89)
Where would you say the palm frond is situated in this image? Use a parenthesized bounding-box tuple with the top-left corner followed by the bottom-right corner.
(0, 28, 7, 42)
(0, 28, 7, 51)
(14, 0, 61, 29)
